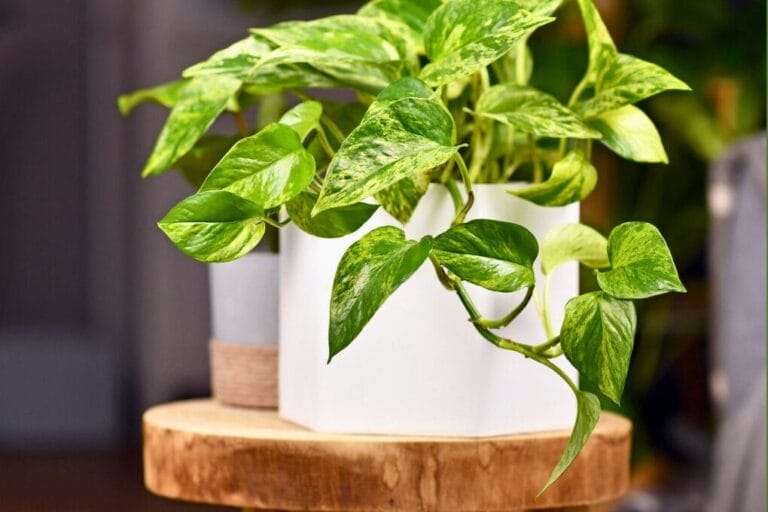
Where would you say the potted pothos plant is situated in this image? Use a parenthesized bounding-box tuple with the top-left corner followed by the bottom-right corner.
(121, 0, 689, 492)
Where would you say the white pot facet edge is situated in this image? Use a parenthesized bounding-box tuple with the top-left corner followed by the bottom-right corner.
(280, 184, 580, 436)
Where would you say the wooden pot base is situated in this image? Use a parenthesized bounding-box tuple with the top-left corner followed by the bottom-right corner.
(143, 399, 631, 511)
(209, 340, 278, 408)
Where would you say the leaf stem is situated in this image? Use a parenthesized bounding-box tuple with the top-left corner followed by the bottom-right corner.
(452, 154, 474, 225)
(233, 111, 249, 137)
(444, 179, 464, 214)
(542, 273, 555, 338)
(474, 286, 534, 328)
(316, 126, 336, 159)
(320, 116, 346, 144)
(529, 134, 543, 183)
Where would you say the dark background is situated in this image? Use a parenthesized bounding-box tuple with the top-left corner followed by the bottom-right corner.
(0, 0, 764, 510)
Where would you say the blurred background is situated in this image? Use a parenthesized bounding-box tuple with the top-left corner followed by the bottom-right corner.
(0, 0, 764, 510)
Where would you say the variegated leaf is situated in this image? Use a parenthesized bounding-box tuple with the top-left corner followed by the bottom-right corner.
(432, 219, 538, 292)
(142, 75, 242, 177)
(117, 79, 188, 116)
(329, 226, 432, 360)
(541, 223, 609, 275)
(596, 222, 686, 299)
(314, 78, 457, 215)
(477, 84, 601, 139)
(421, 0, 553, 87)
(199, 123, 315, 208)
(358, 0, 442, 56)
(183, 37, 271, 79)
(560, 292, 636, 403)
(174, 135, 238, 188)
(374, 171, 430, 224)
(278, 101, 323, 141)
(286, 191, 379, 239)
(157, 191, 265, 262)
(587, 105, 668, 163)
(576, 0, 617, 82)
(579, 53, 690, 118)
(510, 151, 597, 206)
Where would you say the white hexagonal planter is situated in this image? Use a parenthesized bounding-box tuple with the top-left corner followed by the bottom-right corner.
(279, 184, 579, 436)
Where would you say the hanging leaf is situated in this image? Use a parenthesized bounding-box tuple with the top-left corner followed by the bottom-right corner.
(432, 220, 538, 292)
(329, 226, 432, 360)
(421, 0, 553, 87)
(174, 135, 238, 188)
(286, 191, 379, 239)
(578, 54, 690, 118)
(278, 101, 323, 141)
(560, 292, 637, 403)
(157, 191, 265, 262)
(596, 222, 686, 299)
(374, 171, 430, 224)
(243, 63, 339, 95)
(142, 75, 242, 177)
(183, 37, 271, 79)
(587, 105, 668, 163)
(477, 84, 601, 139)
(251, 15, 405, 94)
(358, 0, 442, 56)
(313, 78, 457, 215)
(199, 123, 315, 209)
(540, 391, 601, 494)
(510, 151, 597, 206)
(117, 79, 188, 116)
(541, 224, 609, 275)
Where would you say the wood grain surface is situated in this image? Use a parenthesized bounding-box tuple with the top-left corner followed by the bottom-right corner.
(209, 341, 278, 409)
(144, 400, 631, 511)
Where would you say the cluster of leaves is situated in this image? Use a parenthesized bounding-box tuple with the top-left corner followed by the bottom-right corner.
(119, 0, 688, 492)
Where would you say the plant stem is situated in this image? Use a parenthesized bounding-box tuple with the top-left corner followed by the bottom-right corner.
(475, 286, 534, 328)
(515, 41, 527, 85)
(529, 134, 543, 183)
(452, 154, 474, 225)
(444, 179, 464, 213)
(233, 111, 249, 137)
(320, 116, 346, 144)
(316, 126, 336, 159)
(532, 335, 560, 354)
(541, 274, 555, 339)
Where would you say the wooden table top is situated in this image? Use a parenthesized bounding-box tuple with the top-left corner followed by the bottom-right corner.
(143, 399, 631, 511)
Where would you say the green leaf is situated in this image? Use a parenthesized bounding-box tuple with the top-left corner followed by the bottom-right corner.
(540, 391, 601, 493)
(476, 84, 601, 139)
(541, 224, 609, 275)
(142, 75, 242, 177)
(421, 0, 553, 87)
(596, 222, 686, 299)
(578, 53, 690, 118)
(575, 0, 617, 82)
(199, 123, 315, 209)
(286, 191, 379, 239)
(374, 171, 430, 224)
(587, 105, 668, 163)
(117, 79, 188, 116)
(329, 226, 432, 360)
(157, 191, 265, 263)
(515, 0, 563, 16)
(314, 78, 457, 214)
(358, 0, 442, 55)
(243, 63, 339, 95)
(183, 37, 271, 79)
(432, 219, 538, 292)
(510, 151, 597, 206)
(560, 292, 637, 403)
(251, 15, 404, 94)
(174, 135, 238, 188)
(278, 101, 323, 141)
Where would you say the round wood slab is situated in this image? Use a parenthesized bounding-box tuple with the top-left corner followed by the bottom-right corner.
(144, 400, 631, 511)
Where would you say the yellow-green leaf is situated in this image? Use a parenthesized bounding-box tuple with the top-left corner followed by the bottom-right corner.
(587, 105, 668, 163)
(510, 151, 597, 206)
(278, 101, 323, 141)
(286, 191, 379, 239)
(117, 79, 188, 116)
(541, 223, 609, 275)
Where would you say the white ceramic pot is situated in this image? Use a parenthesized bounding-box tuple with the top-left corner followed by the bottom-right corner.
(279, 184, 579, 436)
(209, 251, 279, 408)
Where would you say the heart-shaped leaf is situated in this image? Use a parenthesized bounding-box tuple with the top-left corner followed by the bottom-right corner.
(157, 191, 265, 262)
(358, 0, 442, 56)
(183, 37, 271, 79)
(313, 78, 457, 215)
(541, 223, 609, 275)
(278, 101, 323, 141)
(286, 191, 379, 239)
(421, 0, 553, 87)
(117, 79, 188, 116)
(252, 15, 405, 94)
(329, 226, 432, 360)
(374, 172, 430, 224)
(199, 123, 315, 209)
(578, 53, 690, 118)
(142, 75, 242, 177)
(510, 151, 597, 206)
(596, 222, 686, 299)
(540, 391, 601, 493)
(432, 219, 538, 292)
(477, 84, 601, 139)
(560, 292, 636, 403)
(587, 105, 668, 163)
